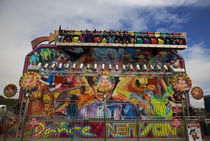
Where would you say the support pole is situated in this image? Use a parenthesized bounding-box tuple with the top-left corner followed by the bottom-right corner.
(182, 92, 189, 141)
(103, 94, 106, 141)
(16, 93, 25, 137)
(4, 116, 8, 141)
(20, 93, 30, 141)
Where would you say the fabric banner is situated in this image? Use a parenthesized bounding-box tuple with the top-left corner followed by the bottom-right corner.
(187, 124, 202, 141)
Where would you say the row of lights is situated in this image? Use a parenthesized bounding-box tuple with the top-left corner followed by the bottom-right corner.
(32, 63, 185, 73)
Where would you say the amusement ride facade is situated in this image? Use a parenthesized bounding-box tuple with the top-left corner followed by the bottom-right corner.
(1, 27, 208, 140)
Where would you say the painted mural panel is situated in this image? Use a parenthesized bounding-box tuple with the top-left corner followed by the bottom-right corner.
(16, 46, 189, 138)
(26, 47, 185, 119)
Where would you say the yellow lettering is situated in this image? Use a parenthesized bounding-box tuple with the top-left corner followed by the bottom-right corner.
(118, 124, 129, 136)
(165, 123, 176, 136)
(138, 123, 144, 136)
(106, 124, 117, 136)
(69, 127, 81, 134)
(57, 128, 68, 133)
(34, 122, 45, 137)
(44, 128, 56, 135)
(162, 123, 166, 136)
(140, 123, 152, 136)
(81, 126, 91, 136)
(129, 124, 137, 136)
(153, 123, 163, 137)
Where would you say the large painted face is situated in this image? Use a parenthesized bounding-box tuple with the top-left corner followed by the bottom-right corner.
(4, 84, 17, 97)
(172, 73, 192, 92)
(99, 75, 111, 85)
(192, 89, 199, 96)
(190, 130, 197, 136)
(144, 93, 152, 102)
(135, 78, 148, 88)
(26, 75, 34, 84)
(20, 72, 40, 89)
(95, 75, 115, 101)
(66, 75, 74, 84)
(24, 74, 39, 89)
(191, 87, 203, 100)
(177, 77, 187, 85)
(143, 89, 153, 102)
(8, 87, 15, 94)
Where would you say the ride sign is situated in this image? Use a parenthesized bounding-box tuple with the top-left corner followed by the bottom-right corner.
(29, 118, 38, 127)
(172, 118, 181, 128)
(171, 103, 182, 113)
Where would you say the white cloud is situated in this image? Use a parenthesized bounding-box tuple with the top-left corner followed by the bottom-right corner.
(180, 43, 210, 108)
(180, 43, 210, 92)
(106, 0, 210, 7)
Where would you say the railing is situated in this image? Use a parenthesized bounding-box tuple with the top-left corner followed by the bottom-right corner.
(1, 115, 209, 141)
(1, 100, 209, 140)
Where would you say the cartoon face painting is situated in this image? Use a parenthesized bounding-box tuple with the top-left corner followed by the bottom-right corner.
(190, 129, 200, 141)
(191, 87, 203, 100)
(94, 72, 116, 101)
(172, 73, 192, 92)
(4, 84, 17, 97)
(19, 72, 40, 89)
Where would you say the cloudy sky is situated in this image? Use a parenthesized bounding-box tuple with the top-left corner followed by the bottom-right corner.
(0, 0, 210, 108)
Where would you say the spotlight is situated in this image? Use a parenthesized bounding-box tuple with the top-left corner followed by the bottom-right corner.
(130, 64, 134, 70)
(143, 64, 147, 71)
(115, 64, 119, 71)
(94, 64, 98, 70)
(86, 64, 90, 69)
(122, 64, 126, 71)
(51, 63, 56, 69)
(72, 63, 76, 69)
(44, 63, 49, 69)
(169, 65, 174, 71)
(101, 64, 105, 70)
(79, 64, 84, 70)
(64, 63, 70, 69)
(163, 64, 168, 71)
(37, 63, 42, 67)
(156, 64, 161, 71)
(58, 63, 63, 69)
(150, 65, 154, 71)
(136, 64, 140, 71)
(108, 64, 112, 70)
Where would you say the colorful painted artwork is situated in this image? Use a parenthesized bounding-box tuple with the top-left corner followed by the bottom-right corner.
(29, 48, 59, 65)
(191, 87, 203, 100)
(24, 47, 187, 119)
(15, 46, 189, 138)
(4, 120, 185, 138)
(19, 72, 54, 116)
(3, 84, 17, 97)
(167, 73, 191, 105)
(106, 122, 184, 138)
(19, 72, 40, 89)
(172, 73, 192, 93)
